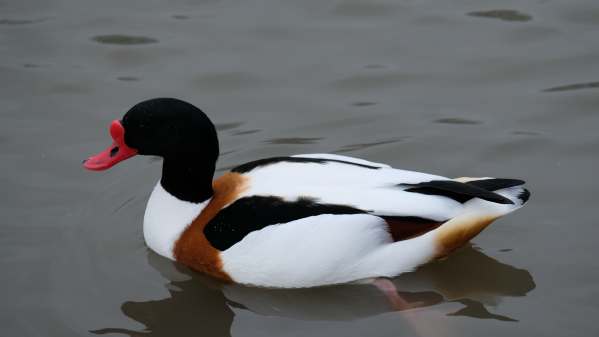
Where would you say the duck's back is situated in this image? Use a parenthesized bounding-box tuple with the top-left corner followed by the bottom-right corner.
(232, 154, 460, 221)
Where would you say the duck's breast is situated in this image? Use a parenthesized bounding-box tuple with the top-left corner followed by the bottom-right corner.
(143, 182, 208, 260)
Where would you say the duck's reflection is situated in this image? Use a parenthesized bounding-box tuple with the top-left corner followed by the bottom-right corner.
(92, 246, 535, 336)
(91, 259, 233, 337)
(396, 245, 535, 321)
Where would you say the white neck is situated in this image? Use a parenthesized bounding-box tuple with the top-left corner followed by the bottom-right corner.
(143, 182, 210, 260)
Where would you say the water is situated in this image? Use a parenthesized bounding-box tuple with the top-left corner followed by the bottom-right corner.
(1, 0, 598, 336)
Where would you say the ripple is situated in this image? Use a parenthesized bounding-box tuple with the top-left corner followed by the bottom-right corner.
(116, 76, 140, 82)
(265, 137, 323, 145)
(91, 34, 158, 45)
(219, 150, 237, 157)
(511, 130, 541, 136)
(0, 18, 45, 25)
(467, 10, 532, 22)
(215, 122, 244, 131)
(434, 117, 482, 125)
(232, 129, 261, 136)
(172, 14, 190, 20)
(111, 196, 135, 215)
(351, 101, 378, 107)
(542, 81, 599, 92)
(337, 137, 407, 153)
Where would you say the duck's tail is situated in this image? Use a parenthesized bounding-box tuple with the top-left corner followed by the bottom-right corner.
(433, 177, 530, 258)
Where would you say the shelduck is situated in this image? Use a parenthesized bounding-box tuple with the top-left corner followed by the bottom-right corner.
(83, 98, 530, 288)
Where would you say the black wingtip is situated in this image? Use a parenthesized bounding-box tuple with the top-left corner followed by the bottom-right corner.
(403, 180, 515, 205)
(517, 188, 531, 203)
(467, 178, 525, 191)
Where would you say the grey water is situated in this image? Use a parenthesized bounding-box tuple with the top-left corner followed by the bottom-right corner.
(1, 0, 598, 336)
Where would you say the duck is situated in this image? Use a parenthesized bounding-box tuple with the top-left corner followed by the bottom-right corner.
(83, 97, 530, 289)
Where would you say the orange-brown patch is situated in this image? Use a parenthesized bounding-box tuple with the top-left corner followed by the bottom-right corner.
(434, 214, 497, 258)
(173, 172, 249, 282)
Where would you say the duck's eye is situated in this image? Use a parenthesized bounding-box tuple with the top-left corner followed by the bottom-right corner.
(110, 146, 119, 157)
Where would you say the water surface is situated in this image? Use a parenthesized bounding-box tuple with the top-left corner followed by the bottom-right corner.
(2, 0, 599, 336)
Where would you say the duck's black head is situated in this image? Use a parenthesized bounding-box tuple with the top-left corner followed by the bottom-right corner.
(84, 98, 219, 203)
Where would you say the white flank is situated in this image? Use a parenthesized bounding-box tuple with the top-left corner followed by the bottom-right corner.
(221, 185, 527, 288)
(220, 213, 438, 288)
(143, 182, 209, 260)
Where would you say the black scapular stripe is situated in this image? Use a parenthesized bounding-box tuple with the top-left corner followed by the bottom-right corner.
(231, 156, 381, 173)
(204, 196, 448, 250)
(204, 196, 365, 250)
(401, 180, 515, 204)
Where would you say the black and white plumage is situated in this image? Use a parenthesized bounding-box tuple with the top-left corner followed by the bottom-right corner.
(84, 98, 530, 288)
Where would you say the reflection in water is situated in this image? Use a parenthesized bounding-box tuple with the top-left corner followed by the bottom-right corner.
(467, 10, 532, 22)
(397, 246, 535, 322)
(92, 280, 233, 337)
(222, 281, 442, 321)
(92, 255, 234, 337)
(92, 35, 158, 45)
(93, 246, 534, 336)
(448, 299, 516, 322)
(399, 246, 535, 303)
(542, 81, 599, 92)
